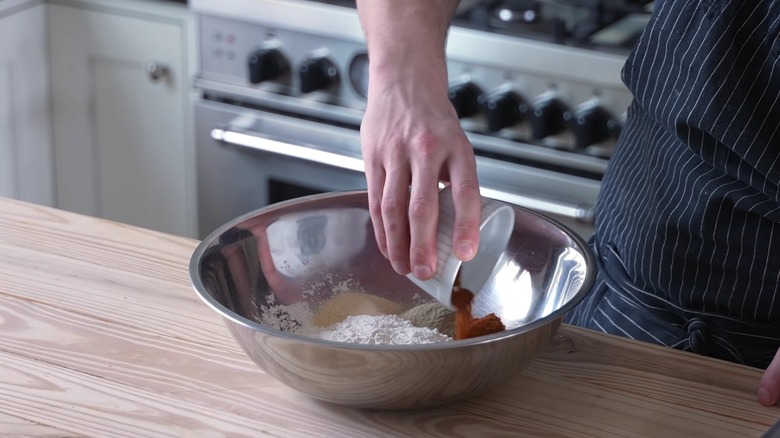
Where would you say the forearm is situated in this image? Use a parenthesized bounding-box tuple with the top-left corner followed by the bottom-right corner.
(354, 0, 480, 277)
(355, 0, 458, 90)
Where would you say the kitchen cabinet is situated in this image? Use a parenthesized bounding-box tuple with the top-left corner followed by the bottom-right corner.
(0, 0, 55, 206)
(49, 0, 198, 237)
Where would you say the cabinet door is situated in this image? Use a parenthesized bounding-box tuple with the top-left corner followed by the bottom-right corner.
(49, 2, 196, 237)
(0, 3, 55, 205)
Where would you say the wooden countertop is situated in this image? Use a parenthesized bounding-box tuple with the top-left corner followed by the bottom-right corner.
(1, 197, 778, 437)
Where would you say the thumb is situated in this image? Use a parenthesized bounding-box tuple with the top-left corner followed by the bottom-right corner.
(758, 348, 780, 406)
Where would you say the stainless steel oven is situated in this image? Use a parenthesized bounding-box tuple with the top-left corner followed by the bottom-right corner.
(191, 0, 651, 239)
(195, 99, 367, 235)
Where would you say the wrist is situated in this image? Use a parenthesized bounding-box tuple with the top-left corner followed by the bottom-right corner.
(357, 0, 456, 94)
(369, 49, 448, 82)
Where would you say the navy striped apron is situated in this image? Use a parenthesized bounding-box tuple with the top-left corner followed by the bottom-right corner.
(565, 0, 780, 369)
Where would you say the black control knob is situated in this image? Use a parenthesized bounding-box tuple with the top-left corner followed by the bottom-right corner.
(483, 91, 527, 132)
(530, 96, 568, 139)
(448, 82, 482, 119)
(299, 56, 339, 93)
(248, 47, 288, 84)
(570, 104, 614, 149)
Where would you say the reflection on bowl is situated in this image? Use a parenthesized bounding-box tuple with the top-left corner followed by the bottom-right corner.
(189, 190, 595, 409)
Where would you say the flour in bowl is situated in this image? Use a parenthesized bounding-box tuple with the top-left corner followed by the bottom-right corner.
(317, 314, 452, 344)
(255, 290, 453, 344)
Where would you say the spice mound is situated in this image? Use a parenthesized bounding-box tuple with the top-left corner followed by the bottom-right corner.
(401, 302, 456, 337)
(451, 275, 506, 340)
(312, 291, 401, 327)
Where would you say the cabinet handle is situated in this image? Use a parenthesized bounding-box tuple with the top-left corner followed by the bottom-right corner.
(146, 60, 169, 81)
(210, 127, 594, 224)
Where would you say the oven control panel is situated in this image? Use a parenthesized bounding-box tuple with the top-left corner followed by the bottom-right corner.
(198, 13, 634, 164)
(200, 15, 369, 107)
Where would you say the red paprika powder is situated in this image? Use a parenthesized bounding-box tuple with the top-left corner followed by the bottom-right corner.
(451, 273, 506, 340)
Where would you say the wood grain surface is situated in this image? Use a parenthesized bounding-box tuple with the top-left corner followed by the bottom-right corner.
(1, 197, 779, 437)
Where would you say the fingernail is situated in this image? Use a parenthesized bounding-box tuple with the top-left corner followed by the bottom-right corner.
(414, 264, 432, 280)
(457, 242, 475, 261)
(758, 387, 773, 405)
(391, 260, 410, 275)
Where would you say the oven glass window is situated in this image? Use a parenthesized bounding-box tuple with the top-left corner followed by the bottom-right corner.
(269, 179, 324, 204)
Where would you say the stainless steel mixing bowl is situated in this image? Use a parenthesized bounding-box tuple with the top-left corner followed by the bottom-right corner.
(189, 190, 595, 409)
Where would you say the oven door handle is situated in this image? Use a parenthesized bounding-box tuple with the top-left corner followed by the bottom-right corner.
(479, 188, 595, 224)
(210, 127, 366, 173)
(210, 126, 595, 224)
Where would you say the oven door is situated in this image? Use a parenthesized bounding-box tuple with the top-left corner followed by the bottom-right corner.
(196, 100, 367, 237)
(195, 99, 600, 239)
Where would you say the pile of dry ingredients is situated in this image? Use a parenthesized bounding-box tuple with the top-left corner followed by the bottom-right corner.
(319, 314, 450, 344)
(256, 287, 457, 345)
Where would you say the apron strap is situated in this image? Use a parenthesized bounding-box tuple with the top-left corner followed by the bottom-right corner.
(589, 239, 780, 367)
(681, 317, 744, 364)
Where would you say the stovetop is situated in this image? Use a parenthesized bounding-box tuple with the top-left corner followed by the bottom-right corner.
(306, 0, 653, 54)
(459, 0, 653, 51)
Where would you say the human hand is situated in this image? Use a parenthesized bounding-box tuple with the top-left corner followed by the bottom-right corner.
(360, 71, 482, 280)
(758, 348, 780, 405)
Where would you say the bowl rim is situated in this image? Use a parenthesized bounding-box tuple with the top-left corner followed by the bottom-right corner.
(189, 189, 596, 351)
